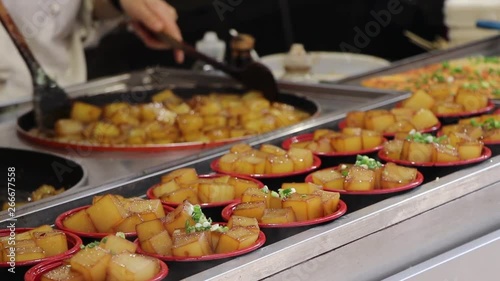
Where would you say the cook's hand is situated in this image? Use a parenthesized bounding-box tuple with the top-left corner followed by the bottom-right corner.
(120, 0, 184, 63)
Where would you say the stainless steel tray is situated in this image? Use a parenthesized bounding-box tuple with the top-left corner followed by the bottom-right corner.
(336, 35, 500, 86)
(2, 82, 499, 280)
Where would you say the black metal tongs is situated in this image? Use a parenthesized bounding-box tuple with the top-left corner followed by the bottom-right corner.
(0, 0, 71, 134)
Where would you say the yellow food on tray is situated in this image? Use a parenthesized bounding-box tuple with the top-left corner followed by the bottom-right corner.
(362, 56, 500, 99)
(61, 195, 166, 233)
(441, 114, 500, 142)
(289, 128, 384, 153)
(0, 225, 68, 262)
(151, 168, 261, 204)
(41, 233, 162, 281)
(217, 143, 315, 175)
(344, 108, 439, 135)
(136, 201, 260, 256)
(47, 90, 310, 145)
(232, 183, 340, 223)
(2, 184, 65, 211)
(381, 130, 484, 162)
(309, 155, 418, 191)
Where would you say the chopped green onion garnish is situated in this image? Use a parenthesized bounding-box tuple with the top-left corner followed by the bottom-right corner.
(354, 155, 382, 170)
(441, 61, 450, 69)
(406, 131, 446, 144)
(278, 188, 296, 199)
(115, 232, 125, 239)
(341, 170, 349, 177)
(80, 241, 100, 249)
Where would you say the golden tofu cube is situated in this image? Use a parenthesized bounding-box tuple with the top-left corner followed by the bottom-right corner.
(70, 102, 102, 123)
(41, 264, 85, 281)
(99, 234, 137, 254)
(114, 214, 143, 233)
(402, 90, 435, 110)
(310, 169, 345, 190)
(54, 119, 84, 136)
(161, 188, 199, 204)
(140, 230, 172, 256)
(241, 187, 269, 206)
(228, 177, 261, 199)
(344, 166, 375, 191)
(313, 190, 340, 216)
(107, 253, 161, 281)
(70, 247, 112, 281)
(260, 208, 296, 224)
(264, 155, 294, 174)
(280, 182, 321, 194)
(172, 231, 213, 257)
(219, 153, 240, 172)
(233, 201, 266, 220)
(176, 113, 203, 133)
(124, 199, 166, 219)
(382, 139, 404, 160)
(215, 227, 258, 254)
(282, 193, 322, 221)
(330, 135, 362, 152)
(227, 216, 260, 234)
(433, 144, 460, 162)
(198, 182, 235, 203)
(33, 231, 68, 257)
(62, 209, 97, 233)
(381, 162, 418, 189)
(401, 141, 434, 162)
(410, 108, 439, 130)
(153, 180, 181, 198)
(161, 168, 199, 185)
(86, 194, 128, 233)
(455, 90, 488, 112)
(345, 111, 366, 127)
(260, 144, 287, 156)
(364, 111, 396, 132)
(229, 143, 253, 154)
(162, 204, 195, 235)
(136, 219, 165, 243)
(287, 147, 314, 171)
(458, 141, 483, 160)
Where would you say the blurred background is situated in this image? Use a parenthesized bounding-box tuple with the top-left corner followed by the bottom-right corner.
(85, 0, 447, 79)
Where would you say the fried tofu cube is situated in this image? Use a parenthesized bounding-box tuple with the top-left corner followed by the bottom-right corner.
(86, 194, 128, 233)
(215, 227, 258, 254)
(232, 201, 266, 220)
(260, 208, 296, 224)
(70, 247, 112, 281)
(282, 193, 322, 221)
(172, 231, 213, 257)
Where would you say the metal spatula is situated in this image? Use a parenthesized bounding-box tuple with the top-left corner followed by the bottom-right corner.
(155, 32, 278, 101)
(0, 1, 71, 133)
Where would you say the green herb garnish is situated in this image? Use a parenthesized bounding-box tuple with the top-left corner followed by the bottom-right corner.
(80, 241, 100, 249)
(406, 130, 446, 144)
(451, 67, 463, 74)
(341, 170, 349, 177)
(441, 61, 450, 69)
(183, 202, 214, 233)
(278, 188, 296, 199)
(432, 73, 446, 83)
(493, 89, 500, 96)
(471, 118, 500, 130)
(354, 155, 382, 170)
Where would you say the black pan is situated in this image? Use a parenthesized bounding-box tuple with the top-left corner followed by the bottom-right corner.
(16, 87, 319, 152)
(0, 147, 87, 207)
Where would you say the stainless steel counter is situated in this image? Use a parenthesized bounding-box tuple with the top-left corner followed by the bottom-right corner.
(1, 65, 499, 280)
